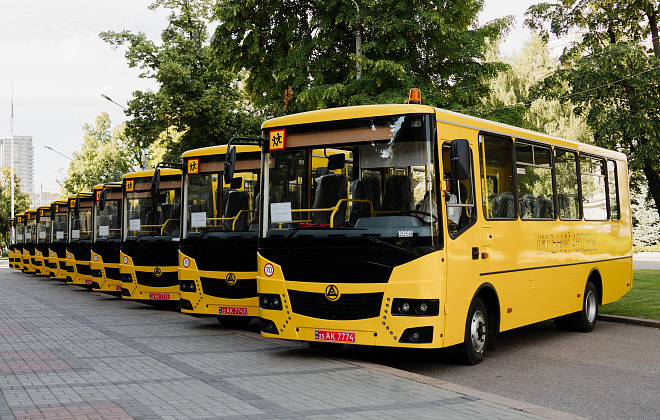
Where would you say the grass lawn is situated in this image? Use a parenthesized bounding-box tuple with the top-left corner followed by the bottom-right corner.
(600, 270, 660, 321)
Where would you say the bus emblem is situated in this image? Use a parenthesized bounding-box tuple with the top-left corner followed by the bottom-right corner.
(325, 285, 340, 301)
(154, 267, 162, 277)
(226, 273, 237, 285)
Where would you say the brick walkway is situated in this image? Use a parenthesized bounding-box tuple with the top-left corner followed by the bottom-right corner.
(0, 261, 579, 419)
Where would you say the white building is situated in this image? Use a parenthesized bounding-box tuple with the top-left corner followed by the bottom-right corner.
(0, 135, 34, 195)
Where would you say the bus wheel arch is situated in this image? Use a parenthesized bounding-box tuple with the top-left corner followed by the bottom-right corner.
(569, 271, 601, 332)
(452, 283, 500, 365)
(587, 267, 603, 305)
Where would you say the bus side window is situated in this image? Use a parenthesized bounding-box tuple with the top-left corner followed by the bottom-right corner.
(580, 156, 607, 220)
(555, 149, 580, 220)
(479, 135, 515, 219)
(607, 160, 620, 220)
(516, 142, 554, 220)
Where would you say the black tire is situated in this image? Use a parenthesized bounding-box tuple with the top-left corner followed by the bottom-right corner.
(569, 281, 598, 332)
(308, 341, 344, 352)
(217, 316, 253, 328)
(452, 297, 488, 365)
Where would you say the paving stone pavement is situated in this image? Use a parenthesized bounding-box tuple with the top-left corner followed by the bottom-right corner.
(0, 261, 580, 420)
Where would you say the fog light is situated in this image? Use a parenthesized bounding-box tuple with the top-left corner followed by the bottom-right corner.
(410, 332, 421, 342)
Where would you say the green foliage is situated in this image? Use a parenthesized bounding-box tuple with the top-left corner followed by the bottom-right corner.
(213, 0, 512, 116)
(525, 0, 660, 216)
(100, 0, 263, 158)
(631, 179, 660, 246)
(475, 35, 593, 144)
(63, 113, 135, 194)
(600, 269, 660, 320)
(0, 166, 31, 248)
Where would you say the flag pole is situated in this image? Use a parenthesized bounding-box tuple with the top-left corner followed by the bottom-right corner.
(10, 82, 15, 223)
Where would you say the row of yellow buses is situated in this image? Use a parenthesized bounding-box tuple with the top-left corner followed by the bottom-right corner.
(8, 91, 633, 364)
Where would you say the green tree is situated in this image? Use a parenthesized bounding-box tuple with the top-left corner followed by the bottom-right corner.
(0, 166, 31, 248)
(213, 0, 512, 116)
(477, 35, 593, 143)
(100, 0, 263, 159)
(63, 113, 135, 194)
(525, 0, 660, 216)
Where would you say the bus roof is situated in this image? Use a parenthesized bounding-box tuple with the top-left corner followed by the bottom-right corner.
(182, 144, 261, 158)
(262, 104, 626, 162)
(122, 168, 181, 179)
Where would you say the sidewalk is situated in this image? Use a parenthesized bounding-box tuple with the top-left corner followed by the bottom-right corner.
(0, 262, 581, 420)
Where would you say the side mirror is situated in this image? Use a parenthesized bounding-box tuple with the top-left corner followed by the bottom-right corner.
(150, 167, 161, 197)
(450, 139, 471, 181)
(74, 195, 81, 218)
(99, 189, 107, 211)
(224, 145, 236, 185)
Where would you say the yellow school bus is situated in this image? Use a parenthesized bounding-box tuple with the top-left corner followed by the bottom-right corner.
(22, 209, 38, 274)
(49, 200, 69, 280)
(120, 165, 182, 303)
(15, 213, 25, 271)
(179, 143, 261, 326)
(91, 182, 123, 294)
(253, 92, 632, 364)
(65, 193, 94, 286)
(34, 205, 52, 276)
(8, 218, 16, 269)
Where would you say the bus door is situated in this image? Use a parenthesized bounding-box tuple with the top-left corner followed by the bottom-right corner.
(441, 138, 483, 349)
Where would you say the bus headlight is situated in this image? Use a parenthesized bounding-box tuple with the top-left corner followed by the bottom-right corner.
(259, 294, 283, 310)
(392, 299, 439, 316)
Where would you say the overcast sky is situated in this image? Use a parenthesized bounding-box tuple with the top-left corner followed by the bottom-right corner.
(0, 0, 537, 195)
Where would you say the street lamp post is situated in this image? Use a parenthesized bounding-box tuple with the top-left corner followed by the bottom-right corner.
(101, 94, 127, 110)
(44, 146, 73, 161)
(39, 168, 64, 206)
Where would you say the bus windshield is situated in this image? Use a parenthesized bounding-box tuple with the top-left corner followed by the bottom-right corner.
(183, 171, 258, 239)
(95, 196, 121, 241)
(26, 218, 37, 243)
(38, 216, 51, 243)
(124, 187, 181, 240)
(52, 212, 68, 243)
(69, 207, 93, 241)
(261, 114, 439, 247)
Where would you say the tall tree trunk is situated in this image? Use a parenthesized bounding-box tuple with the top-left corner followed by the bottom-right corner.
(643, 165, 660, 219)
(645, 6, 660, 58)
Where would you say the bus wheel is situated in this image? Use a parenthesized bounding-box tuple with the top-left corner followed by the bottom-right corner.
(217, 316, 252, 328)
(569, 281, 598, 332)
(308, 341, 344, 352)
(453, 297, 488, 365)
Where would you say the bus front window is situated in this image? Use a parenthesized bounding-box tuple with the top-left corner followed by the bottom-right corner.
(183, 172, 259, 239)
(261, 114, 439, 249)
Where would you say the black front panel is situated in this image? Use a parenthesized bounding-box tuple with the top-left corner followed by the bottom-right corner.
(134, 270, 178, 288)
(199, 277, 257, 299)
(76, 264, 91, 275)
(288, 290, 383, 320)
(180, 236, 257, 272)
(92, 239, 120, 264)
(105, 267, 121, 281)
(121, 238, 179, 268)
(68, 241, 92, 262)
(260, 237, 430, 284)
